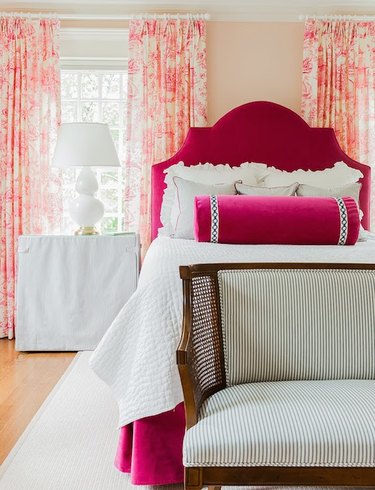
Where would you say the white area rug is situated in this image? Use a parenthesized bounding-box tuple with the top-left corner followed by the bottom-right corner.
(0, 352, 179, 490)
(0, 352, 369, 490)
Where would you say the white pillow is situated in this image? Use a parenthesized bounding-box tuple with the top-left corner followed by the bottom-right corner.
(261, 162, 363, 188)
(296, 182, 362, 202)
(296, 182, 366, 241)
(159, 161, 269, 236)
(235, 182, 298, 196)
(172, 177, 237, 240)
(359, 227, 375, 241)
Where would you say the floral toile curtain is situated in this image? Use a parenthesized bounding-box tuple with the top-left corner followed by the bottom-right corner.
(124, 17, 207, 251)
(0, 16, 62, 339)
(302, 18, 375, 229)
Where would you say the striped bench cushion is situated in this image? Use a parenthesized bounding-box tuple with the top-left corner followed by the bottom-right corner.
(183, 380, 375, 467)
(218, 269, 375, 385)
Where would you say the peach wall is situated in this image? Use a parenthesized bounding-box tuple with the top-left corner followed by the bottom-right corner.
(206, 22, 305, 125)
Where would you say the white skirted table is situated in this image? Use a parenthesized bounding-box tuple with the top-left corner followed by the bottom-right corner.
(16, 234, 139, 351)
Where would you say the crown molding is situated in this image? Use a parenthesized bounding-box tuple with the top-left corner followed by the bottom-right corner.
(3, 1, 375, 22)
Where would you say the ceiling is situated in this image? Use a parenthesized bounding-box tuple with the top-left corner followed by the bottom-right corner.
(2, 0, 375, 21)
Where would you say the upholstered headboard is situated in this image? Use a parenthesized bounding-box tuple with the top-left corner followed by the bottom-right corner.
(151, 101, 371, 239)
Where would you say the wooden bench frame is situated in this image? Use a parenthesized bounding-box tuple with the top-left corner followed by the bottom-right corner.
(177, 262, 375, 489)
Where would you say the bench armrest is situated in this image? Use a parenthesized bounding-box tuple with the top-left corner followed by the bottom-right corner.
(177, 266, 227, 428)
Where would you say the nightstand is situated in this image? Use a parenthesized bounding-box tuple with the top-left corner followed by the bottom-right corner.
(15, 233, 140, 351)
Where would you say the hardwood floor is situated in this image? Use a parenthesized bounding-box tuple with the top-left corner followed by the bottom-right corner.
(0, 339, 75, 464)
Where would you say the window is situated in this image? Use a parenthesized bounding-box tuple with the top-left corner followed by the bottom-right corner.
(60, 69, 127, 234)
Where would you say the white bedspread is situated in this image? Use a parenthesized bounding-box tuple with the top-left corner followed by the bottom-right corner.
(90, 237, 375, 427)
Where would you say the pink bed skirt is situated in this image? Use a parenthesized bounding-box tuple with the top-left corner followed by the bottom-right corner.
(115, 403, 185, 485)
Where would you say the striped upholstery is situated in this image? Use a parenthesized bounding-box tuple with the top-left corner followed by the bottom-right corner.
(218, 269, 375, 385)
(183, 380, 375, 467)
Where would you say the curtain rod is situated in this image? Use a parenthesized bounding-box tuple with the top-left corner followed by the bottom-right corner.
(0, 11, 57, 19)
(300, 14, 375, 22)
(131, 13, 209, 20)
(0, 11, 210, 21)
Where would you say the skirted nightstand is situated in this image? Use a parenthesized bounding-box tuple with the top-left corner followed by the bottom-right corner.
(16, 233, 140, 351)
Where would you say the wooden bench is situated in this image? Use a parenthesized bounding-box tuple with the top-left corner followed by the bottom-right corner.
(177, 263, 375, 489)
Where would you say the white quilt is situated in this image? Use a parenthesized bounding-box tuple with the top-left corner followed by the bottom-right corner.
(90, 237, 375, 427)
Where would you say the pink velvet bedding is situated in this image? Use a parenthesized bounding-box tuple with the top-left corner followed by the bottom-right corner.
(115, 404, 185, 485)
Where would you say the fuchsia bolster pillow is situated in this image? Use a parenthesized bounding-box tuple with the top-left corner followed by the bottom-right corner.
(194, 195, 360, 245)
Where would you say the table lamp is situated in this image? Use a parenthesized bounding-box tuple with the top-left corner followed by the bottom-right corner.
(52, 122, 120, 235)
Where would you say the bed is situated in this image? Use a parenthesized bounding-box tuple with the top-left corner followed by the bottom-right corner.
(90, 101, 374, 485)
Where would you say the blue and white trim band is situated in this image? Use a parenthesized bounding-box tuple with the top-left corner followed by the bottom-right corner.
(210, 195, 219, 243)
(335, 198, 348, 245)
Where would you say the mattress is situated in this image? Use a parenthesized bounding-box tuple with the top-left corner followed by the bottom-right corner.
(90, 237, 375, 427)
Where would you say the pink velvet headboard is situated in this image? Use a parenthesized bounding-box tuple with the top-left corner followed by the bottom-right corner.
(151, 101, 371, 239)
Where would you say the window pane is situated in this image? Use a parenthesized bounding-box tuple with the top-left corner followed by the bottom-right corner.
(122, 73, 128, 90)
(61, 168, 77, 186)
(61, 102, 78, 123)
(81, 73, 99, 98)
(101, 216, 119, 233)
(119, 125, 127, 155)
(81, 101, 99, 122)
(121, 102, 127, 125)
(102, 102, 120, 126)
(101, 170, 120, 186)
(62, 186, 76, 205)
(102, 73, 121, 99)
(62, 216, 76, 234)
(61, 73, 79, 98)
(101, 188, 119, 213)
(110, 129, 119, 152)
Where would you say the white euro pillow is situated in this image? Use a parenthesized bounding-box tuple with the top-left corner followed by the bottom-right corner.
(296, 182, 366, 241)
(296, 182, 361, 202)
(172, 177, 237, 240)
(261, 162, 363, 188)
(159, 161, 269, 236)
(236, 182, 298, 196)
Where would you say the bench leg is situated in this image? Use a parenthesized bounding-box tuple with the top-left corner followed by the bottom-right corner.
(185, 468, 203, 490)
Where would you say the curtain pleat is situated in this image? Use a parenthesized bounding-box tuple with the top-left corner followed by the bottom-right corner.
(302, 19, 375, 229)
(124, 18, 207, 251)
(0, 17, 61, 339)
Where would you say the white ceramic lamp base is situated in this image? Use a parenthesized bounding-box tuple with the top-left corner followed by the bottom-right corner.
(69, 168, 104, 235)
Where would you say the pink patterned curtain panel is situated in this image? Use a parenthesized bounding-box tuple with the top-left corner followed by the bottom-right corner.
(302, 19, 375, 229)
(0, 17, 62, 339)
(124, 18, 207, 251)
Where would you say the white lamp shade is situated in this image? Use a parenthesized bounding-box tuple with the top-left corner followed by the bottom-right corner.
(52, 123, 120, 168)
